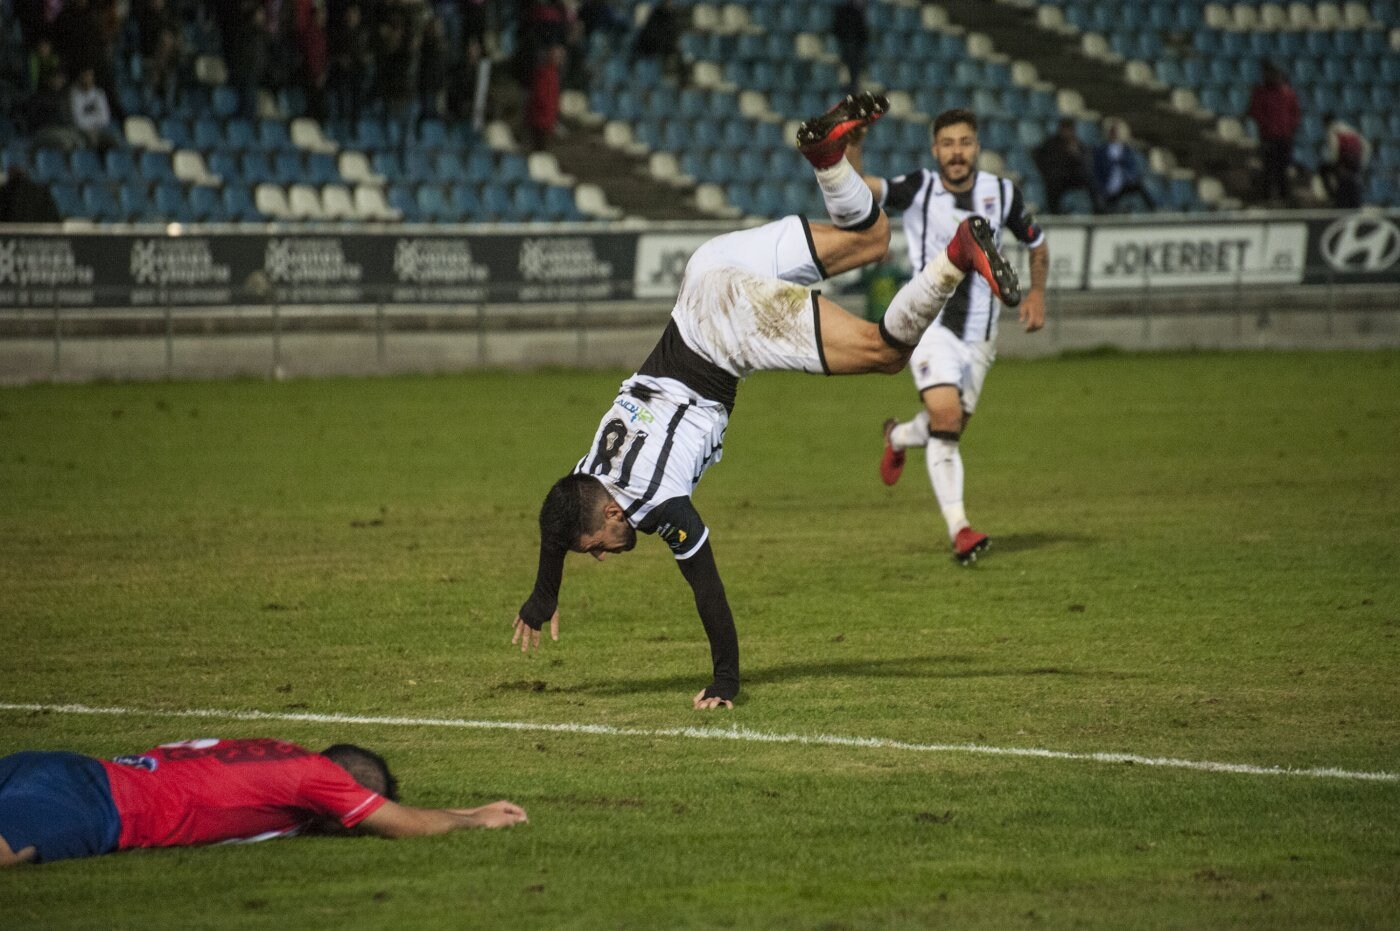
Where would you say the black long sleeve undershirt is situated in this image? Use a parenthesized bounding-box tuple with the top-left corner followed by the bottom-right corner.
(518, 541, 565, 628)
(676, 538, 740, 702)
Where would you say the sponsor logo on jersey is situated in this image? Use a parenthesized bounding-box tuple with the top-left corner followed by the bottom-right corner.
(112, 754, 159, 772)
(615, 397, 655, 425)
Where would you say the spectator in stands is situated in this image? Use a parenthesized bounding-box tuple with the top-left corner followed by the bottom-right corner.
(459, 0, 491, 53)
(578, 0, 628, 40)
(1034, 117, 1102, 214)
(374, 6, 419, 146)
(1318, 112, 1370, 209)
(294, 0, 330, 120)
(525, 43, 563, 152)
(68, 65, 119, 152)
(632, 0, 683, 80)
(133, 0, 183, 106)
(831, 0, 869, 96)
(50, 0, 123, 121)
(327, 3, 374, 123)
(418, 13, 450, 123)
(514, 0, 568, 83)
(20, 67, 84, 152)
(0, 167, 62, 223)
(1245, 60, 1301, 207)
(25, 38, 63, 93)
(1092, 119, 1155, 212)
(446, 36, 485, 125)
(225, 1, 271, 118)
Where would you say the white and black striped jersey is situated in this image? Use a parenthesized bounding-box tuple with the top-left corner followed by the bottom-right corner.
(880, 169, 1045, 342)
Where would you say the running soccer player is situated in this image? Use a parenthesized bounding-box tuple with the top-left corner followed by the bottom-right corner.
(850, 107, 1049, 565)
(0, 738, 527, 865)
(510, 93, 1021, 709)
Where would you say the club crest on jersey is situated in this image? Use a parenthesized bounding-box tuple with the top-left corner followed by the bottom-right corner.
(982, 197, 997, 216)
(615, 397, 655, 425)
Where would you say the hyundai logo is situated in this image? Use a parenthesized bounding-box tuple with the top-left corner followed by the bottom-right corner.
(1319, 215, 1400, 272)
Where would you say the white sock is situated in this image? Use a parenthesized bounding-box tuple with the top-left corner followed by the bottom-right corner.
(926, 435, 968, 541)
(889, 411, 929, 451)
(813, 156, 877, 229)
(880, 253, 966, 347)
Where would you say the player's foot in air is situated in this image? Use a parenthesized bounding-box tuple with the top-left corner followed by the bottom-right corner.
(946, 216, 1021, 307)
(796, 91, 890, 169)
(879, 417, 905, 486)
(953, 527, 990, 566)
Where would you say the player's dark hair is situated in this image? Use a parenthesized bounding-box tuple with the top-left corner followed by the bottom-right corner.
(538, 473, 610, 552)
(321, 744, 400, 802)
(932, 108, 978, 140)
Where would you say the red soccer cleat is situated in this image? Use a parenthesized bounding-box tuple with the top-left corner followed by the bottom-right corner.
(880, 417, 905, 486)
(796, 91, 890, 169)
(953, 527, 990, 565)
(946, 216, 1021, 307)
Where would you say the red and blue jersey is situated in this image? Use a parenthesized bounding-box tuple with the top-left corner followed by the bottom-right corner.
(100, 738, 387, 850)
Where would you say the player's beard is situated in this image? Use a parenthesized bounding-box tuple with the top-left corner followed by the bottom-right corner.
(940, 156, 975, 187)
(619, 523, 637, 552)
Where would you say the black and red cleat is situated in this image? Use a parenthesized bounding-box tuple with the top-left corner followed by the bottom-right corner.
(953, 527, 991, 565)
(880, 417, 905, 486)
(796, 91, 890, 169)
(946, 216, 1021, 307)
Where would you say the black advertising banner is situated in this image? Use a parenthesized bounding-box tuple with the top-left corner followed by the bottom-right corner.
(0, 229, 640, 308)
(1302, 212, 1400, 285)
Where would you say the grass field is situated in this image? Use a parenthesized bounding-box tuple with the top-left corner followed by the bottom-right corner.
(1, 350, 1398, 929)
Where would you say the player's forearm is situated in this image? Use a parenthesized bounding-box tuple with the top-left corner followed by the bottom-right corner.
(519, 542, 565, 627)
(1029, 244, 1049, 295)
(678, 541, 740, 701)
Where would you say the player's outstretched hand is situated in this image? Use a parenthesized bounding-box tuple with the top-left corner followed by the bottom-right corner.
(511, 611, 559, 653)
(1019, 290, 1046, 333)
(457, 801, 528, 828)
(692, 688, 734, 711)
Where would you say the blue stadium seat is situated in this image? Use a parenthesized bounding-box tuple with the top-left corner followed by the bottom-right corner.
(189, 185, 223, 221)
(481, 184, 515, 221)
(418, 119, 449, 150)
(496, 154, 528, 185)
(404, 150, 435, 182)
(225, 118, 257, 150)
(415, 185, 454, 222)
(208, 150, 241, 182)
(449, 184, 482, 219)
(119, 183, 154, 221)
(240, 151, 275, 185)
(70, 149, 104, 181)
(51, 182, 86, 218)
(211, 85, 239, 119)
(153, 182, 189, 220)
(371, 150, 404, 181)
(104, 149, 137, 181)
(306, 152, 338, 186)
(158, 117, 192, 150)
(355, 117, 389, 151)
(193, 117, 223, 150)
(221, 185, 260, 221)
(542, 185, 581, 221)
(82, 183, 123, 222)
(258, 119, 292, 151)
(138, 150, 177, 184)
(433, 152, 469, 184)
(387, 184, 422, 222)
(511, 184, 545, 220)
(272, 150, 303, 185)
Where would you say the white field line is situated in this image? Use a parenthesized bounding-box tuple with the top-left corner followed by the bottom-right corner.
(2, 701, 1396, 784)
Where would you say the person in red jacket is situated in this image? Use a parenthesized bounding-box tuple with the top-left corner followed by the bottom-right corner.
(526, 44, 564, 152)
(1245, 60, 1302, 206)
(0, 738, 526, 865)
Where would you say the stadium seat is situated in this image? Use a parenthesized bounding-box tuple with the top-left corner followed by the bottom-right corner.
(118, 183, 154, 221)
(137, 150, 177, 184)
(153, 183, 191, 221)
(187, 184, 223, 221)
(287, 183, 325, 220)
(415, 184, 454, 222)
(71, 149, 105, 182)
(82, 183, 124, 222)
(272, 150, 304, 185)
(449, 184, 482, 220)
(354, 184, 402, 221)
(258, 119, 293, 151)
(255, 183, 293, 220)
(104, 149, 138, 182)
(221, 185, 260, 221)
(481, 185, 515, 221)
(51, 182, 86, 218)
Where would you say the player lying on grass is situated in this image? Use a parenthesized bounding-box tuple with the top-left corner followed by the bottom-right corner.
(0, 738, 526, 866)
(510, 92, 1021, 710)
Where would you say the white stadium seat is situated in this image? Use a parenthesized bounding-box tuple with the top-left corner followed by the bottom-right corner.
(255, 183, 293, 220)
(173, 149, 221, 186)
(353, 184, 402, 222)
